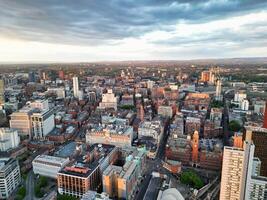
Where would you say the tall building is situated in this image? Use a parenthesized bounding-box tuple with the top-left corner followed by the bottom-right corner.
(245, 126, 267, 176)
(0, 158, 21, 199)
(28, 71, 36, 82)
(220, 142, 253, 200)
(31, 109, 55, 139)
(73, 76, 79, 98)
(0, 79, 4, 105)
(263, 101, 267, 128)
(0, 128, 20, 151)
(215, 79, 222, 101)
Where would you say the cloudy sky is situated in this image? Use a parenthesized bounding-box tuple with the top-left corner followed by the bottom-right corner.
(0, 0, 267, 63)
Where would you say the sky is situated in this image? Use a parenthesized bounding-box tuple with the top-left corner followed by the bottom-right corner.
(0, 0, 267, 63)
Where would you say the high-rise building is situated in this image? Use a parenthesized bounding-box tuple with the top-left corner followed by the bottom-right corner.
(0, 79, 4, 105)
(263, 101, 267, 128)
(220, 142, 253, 200)
(215, 79, 222, 101)
(73, 76, 79, 98)
(28, 71, 36, 82)
(0, 158, 21, 199)
(244, 126, 267, 176)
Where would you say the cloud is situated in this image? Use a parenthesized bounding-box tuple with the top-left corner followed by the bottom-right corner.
(0, 0, 267, 61)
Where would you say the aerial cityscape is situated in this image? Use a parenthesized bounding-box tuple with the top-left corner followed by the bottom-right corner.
(0, 1, 267, 200)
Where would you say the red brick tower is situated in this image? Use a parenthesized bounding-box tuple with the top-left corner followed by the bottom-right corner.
(192, 131, 199, 163)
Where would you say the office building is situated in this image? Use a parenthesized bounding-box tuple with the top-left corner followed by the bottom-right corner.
(245, 126, 267, 176)
(57, 144, 118, 198)
(32, 155, 70, 179)
(158, 106, 173, 118)
(0, 158, 21, 199)
(102, 148, 146, 200)
(220, 143, 253, 200)
(0, 128, 20, 151)
(31, 109, 55, 139)
(98, 89, 117, 111)
(73, 76, 79, 98)
(9, 108, 32, 136)
(215, 79, 222, 101)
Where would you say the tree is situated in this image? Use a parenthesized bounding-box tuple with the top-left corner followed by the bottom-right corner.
(180, 170, 204, 189)
(229, 120, 242, 132)
(15, 186, 26, 200)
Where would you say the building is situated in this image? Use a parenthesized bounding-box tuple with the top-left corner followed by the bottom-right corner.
(86, 124, 133, 147)
(31, 109, 55, 139)
(73, 76, 79, 98)
(102, 148, 146, 200)
(185, 117, 201, 135)
(32, 155, 70, 179)
(244, 126, 267, 176)
(215, 79, 222, 101)
(158, 106, 173, 118)
(98, 89, 117, 111)
(47, 87, 66, 98)
(9, 108, 32, 136)
(59, 70, 65, 80)
(241, 99, 249, 111)
(0, 158, 21, 199)
(219, 144, 252, 200)
(57, 144, 118, 198)
(253, 100, 266, 114)
(138, 120, 164, 145)
(200, 71, 211, 82)
(0, 128, 20, 151)
(263, 101, 267, 128)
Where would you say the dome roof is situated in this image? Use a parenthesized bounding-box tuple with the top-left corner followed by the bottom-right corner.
(161, 188, 185, 200)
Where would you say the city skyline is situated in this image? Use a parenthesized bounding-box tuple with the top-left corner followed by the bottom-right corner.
(1, 0, 267, 63)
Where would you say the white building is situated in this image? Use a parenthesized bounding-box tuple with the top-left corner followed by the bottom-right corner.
(0, 128, 20, 151)
(241, 99, 249, 111)
(32, 155, 70, 179)
(98, 89, 117, 111)
(138, 120, 164, 144)
(30, 99, 49, 111)
(234, 91, 247, 103)
(31, 109, 55, 139)
(0, 158, 21, 199)
(254, 101, 266, 114)
(73, 76, 79, 98)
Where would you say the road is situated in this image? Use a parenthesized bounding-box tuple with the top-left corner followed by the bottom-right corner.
(25, 170, 35, 200)
(135, 122, 170, 200)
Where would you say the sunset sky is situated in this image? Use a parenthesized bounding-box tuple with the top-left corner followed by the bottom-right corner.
(0, 0, 267, 63)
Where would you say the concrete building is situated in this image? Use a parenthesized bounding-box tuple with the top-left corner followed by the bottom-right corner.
(102, 148, 146, 200)
(0, 128, 20, 151)
(73, 76, 79, 98)
(245, 126, 267, 176)
(81, 191, 110, 200)
(220, 145, 251, 200)
(31, 109, 55, 139)
(86, 124, 133, 147)
(9, 108, 32, 136)
(185, 117, 201, 135)
(138, 120, 164, 145)
(47, 87, 66, 98)
(215, 79, 222, 101)
(98, 89, 117, 111)
(32, 155, 70, 179)
(0, 158, 21, 199)
(57, 144, 118, 198)
(241, 99, 249, 111)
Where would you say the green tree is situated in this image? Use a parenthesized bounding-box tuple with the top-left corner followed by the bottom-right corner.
(180, 170, 204, 189)
(229, 120, 242, 132)
(15, 186, 26, 200)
